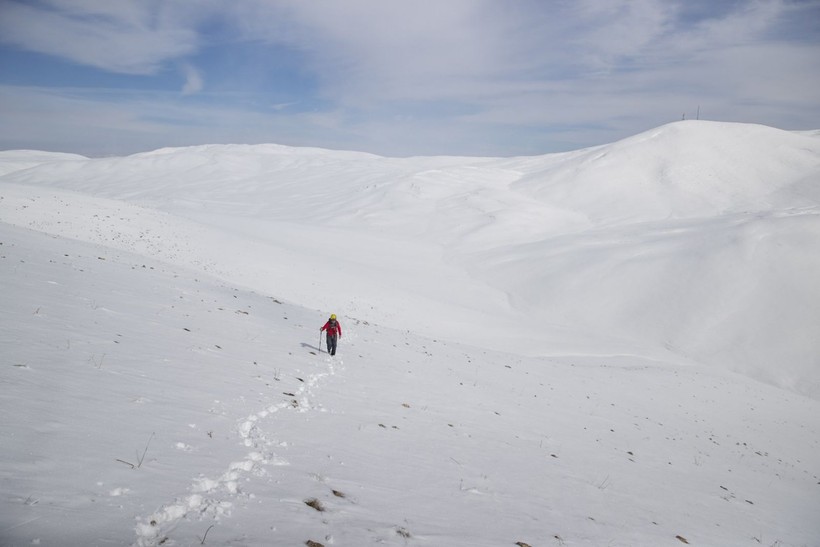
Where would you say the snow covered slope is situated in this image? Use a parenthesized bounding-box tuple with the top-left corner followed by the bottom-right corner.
(2, 120, 819, 397)
(1, 120, 820, 545)
(2, 222, 818, 546)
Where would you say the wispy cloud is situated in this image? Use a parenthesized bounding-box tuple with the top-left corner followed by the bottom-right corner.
(180, 64, 203, 95)
(0, 0, 818, 156)
(0, 0, 201, 74)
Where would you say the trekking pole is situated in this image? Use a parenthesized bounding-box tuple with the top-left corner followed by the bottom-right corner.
(319, 331, 323, 353)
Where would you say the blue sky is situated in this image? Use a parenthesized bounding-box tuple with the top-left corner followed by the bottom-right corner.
(1, 0, 819, 157)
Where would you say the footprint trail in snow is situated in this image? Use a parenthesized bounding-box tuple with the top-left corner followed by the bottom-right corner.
(134, 355, 340, 547)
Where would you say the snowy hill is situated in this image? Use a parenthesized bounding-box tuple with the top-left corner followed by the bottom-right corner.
(2, 120, 820, 397)
(1, 120, 820, 546)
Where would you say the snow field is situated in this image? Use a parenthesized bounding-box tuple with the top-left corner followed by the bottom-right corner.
(4, 223, 818, 545)
(2, 121, 820, 397)
(1, 120, 820, 545)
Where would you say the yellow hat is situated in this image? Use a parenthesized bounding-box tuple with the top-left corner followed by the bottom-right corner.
(330, 314, 337, 320)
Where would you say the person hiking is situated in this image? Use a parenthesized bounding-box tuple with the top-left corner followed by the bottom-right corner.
(320, 314, 342, 355)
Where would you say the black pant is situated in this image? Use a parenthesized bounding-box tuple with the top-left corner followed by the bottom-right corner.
(326, 334, 338, 355)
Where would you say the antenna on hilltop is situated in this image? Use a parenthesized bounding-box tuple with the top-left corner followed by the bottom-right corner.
(682, 106, 701, 121)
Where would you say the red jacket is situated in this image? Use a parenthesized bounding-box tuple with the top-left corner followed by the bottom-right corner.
(321, 319, 342, 337)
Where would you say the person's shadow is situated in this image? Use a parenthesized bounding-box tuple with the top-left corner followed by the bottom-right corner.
(301, 342, 323, 355)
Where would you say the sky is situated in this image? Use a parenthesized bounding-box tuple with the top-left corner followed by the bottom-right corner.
(1, 0, 819, 158)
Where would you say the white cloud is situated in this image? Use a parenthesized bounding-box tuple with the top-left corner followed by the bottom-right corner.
(181, 64, 204, 95)
(221, 0, 535, 101)
(0, 0, 818, 156)
(564, 0, 675, 74)
(0, 0, 203, 74)
(215, 0, 812, 116)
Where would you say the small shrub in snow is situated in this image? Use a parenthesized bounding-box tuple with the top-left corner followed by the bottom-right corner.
(115, 432, 155, 469)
